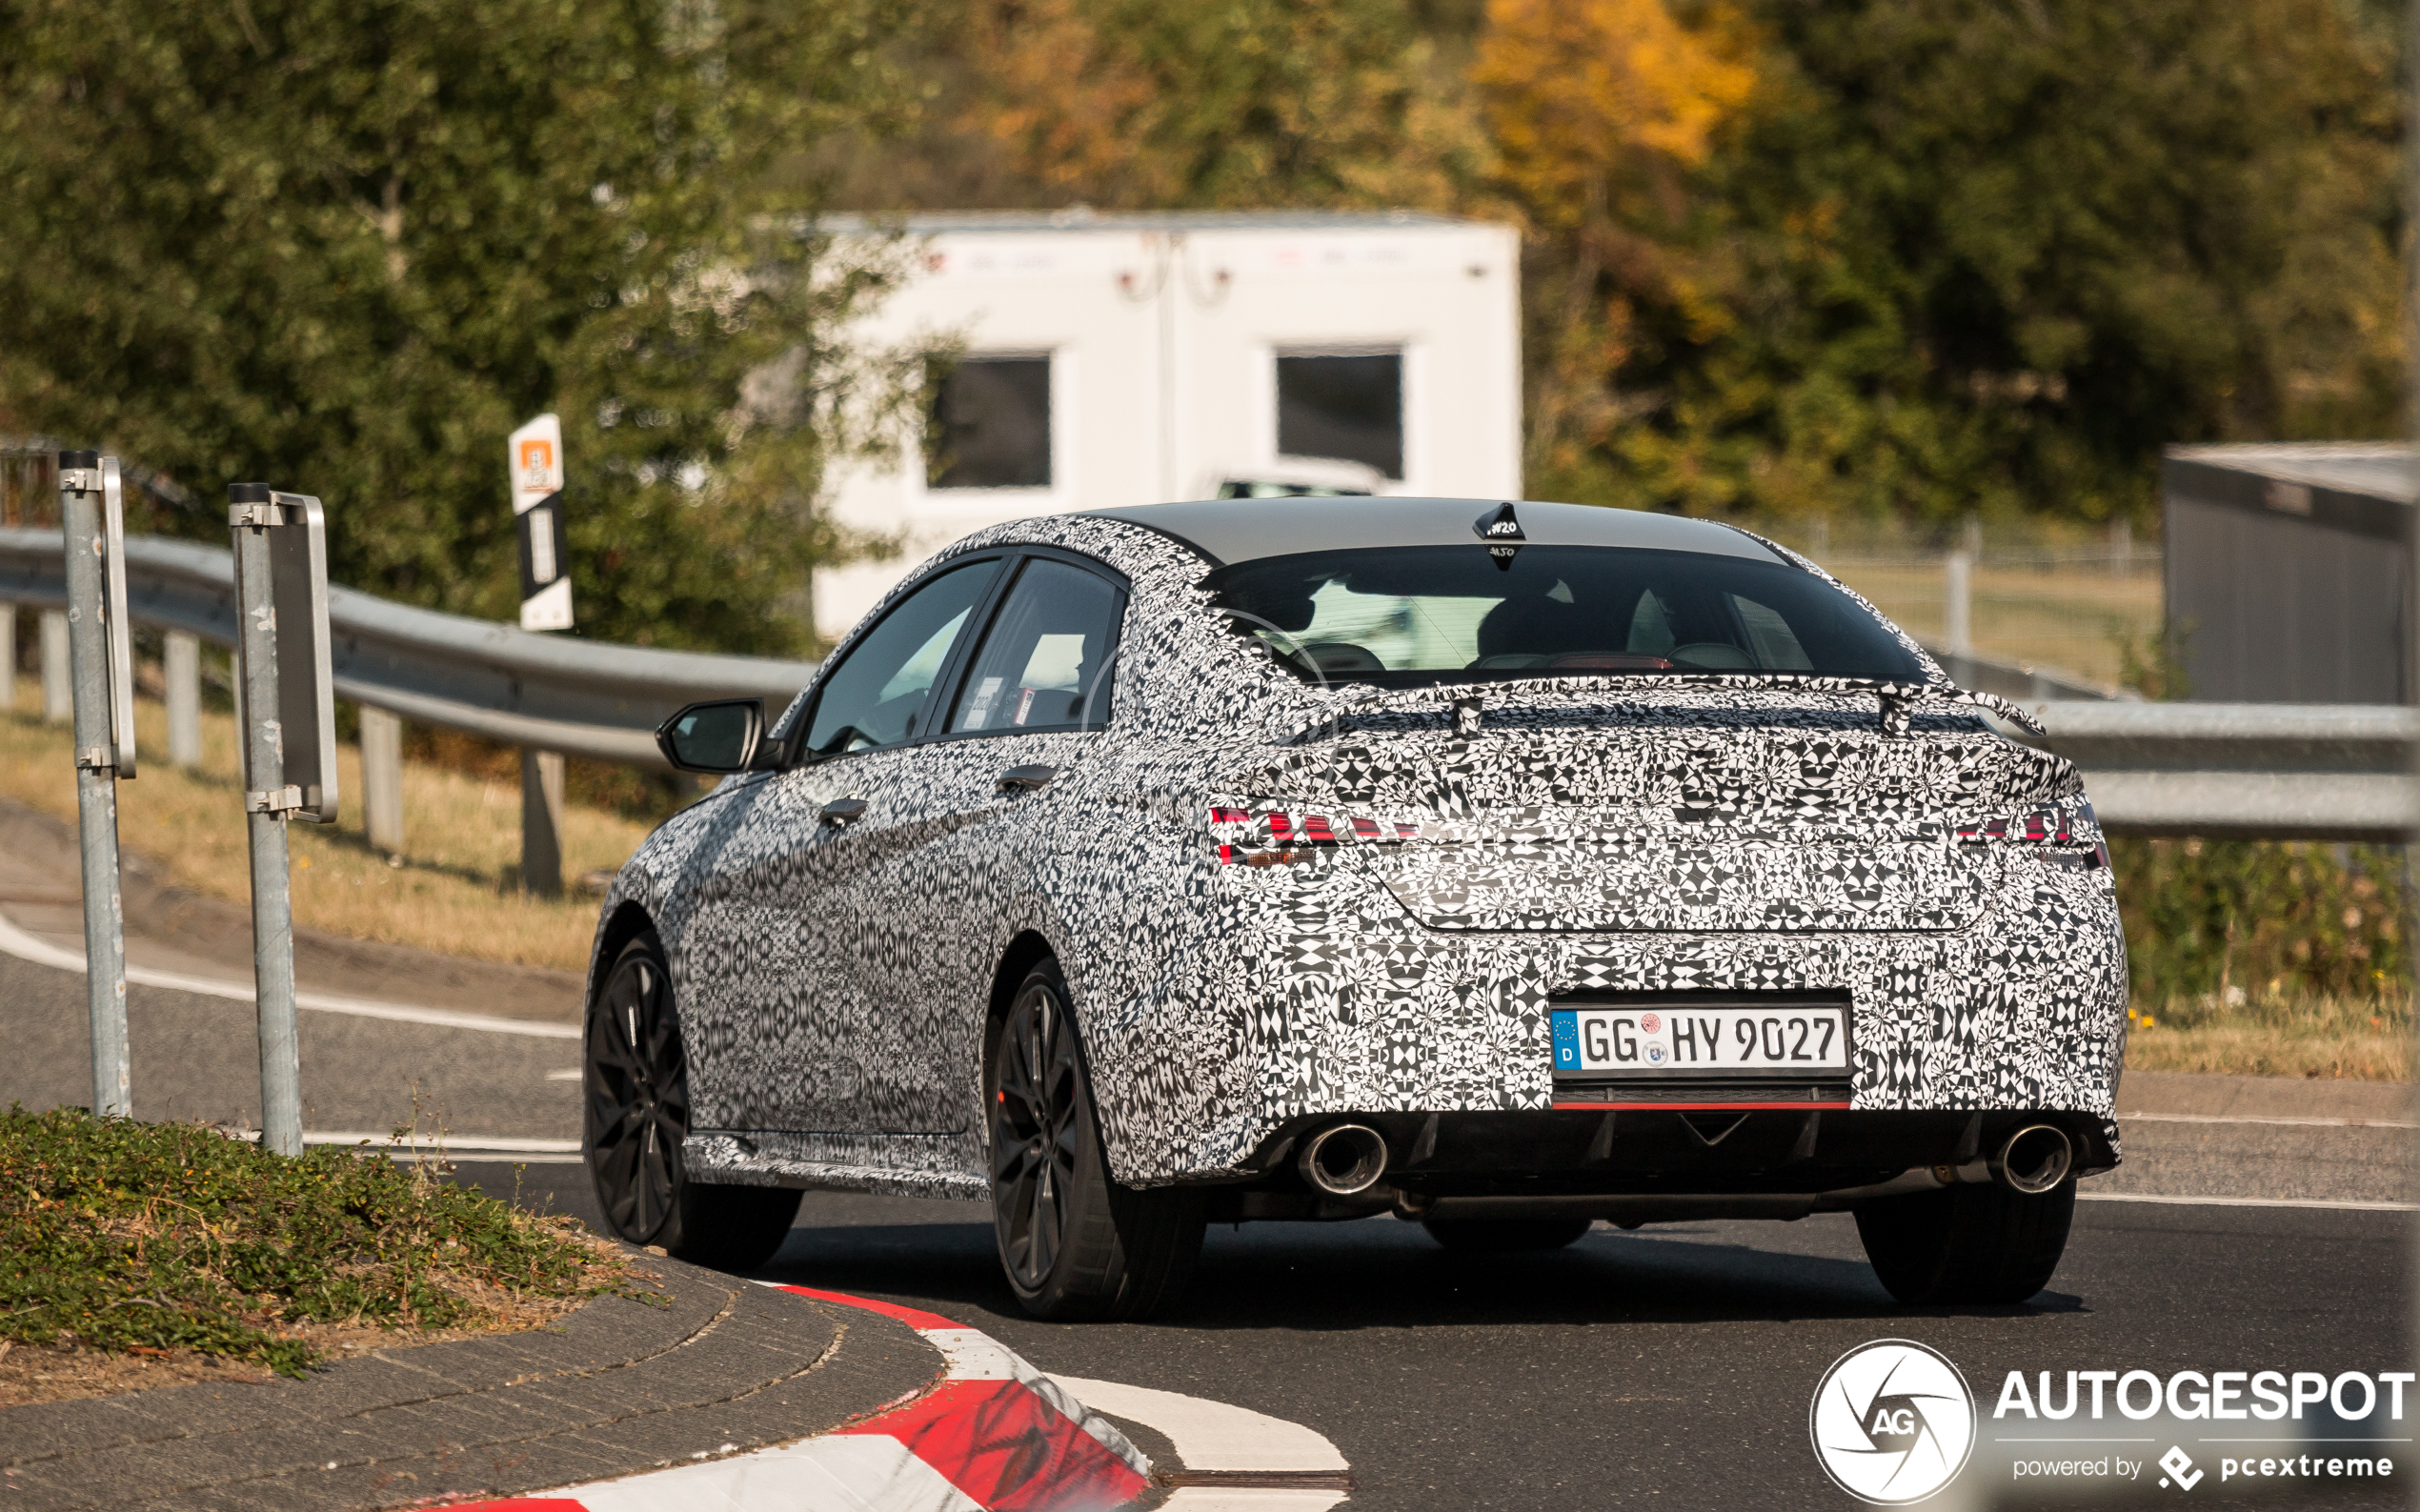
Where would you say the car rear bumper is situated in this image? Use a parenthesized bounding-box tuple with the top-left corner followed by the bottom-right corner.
(1193, 1107, 2116, 1224)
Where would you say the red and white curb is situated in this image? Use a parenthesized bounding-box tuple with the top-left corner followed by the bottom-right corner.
(445, 1285, 1157, 1511)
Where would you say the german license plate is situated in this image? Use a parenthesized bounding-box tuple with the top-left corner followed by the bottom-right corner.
(1552, 1004, 1849, 1075)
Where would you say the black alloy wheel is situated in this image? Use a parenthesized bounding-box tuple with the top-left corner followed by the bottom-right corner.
(584, 930, 800, 1268)
(1855, 1177, 2077, 1305)
(988, 958, 1203, 1320)
(993, 971, 1083, 1291)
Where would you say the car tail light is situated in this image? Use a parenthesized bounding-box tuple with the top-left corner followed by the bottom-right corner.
(1211, 805, 1420, 865)
(1956, 805, 2108, 870)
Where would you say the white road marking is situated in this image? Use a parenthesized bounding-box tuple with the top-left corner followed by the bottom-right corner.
(0, 907, 580, 1038)
(548, 1067, 584, 1079)
(2119, 1111, 2418, 1129)
(2079, 1192, 2417, 1212)
(1055, 1374, 1349, 1509)
(223, 1130, 583, 1161)
(1161, 1492, 1352, 1512)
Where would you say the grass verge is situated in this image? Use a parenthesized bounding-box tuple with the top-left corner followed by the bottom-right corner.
(0, 681, 658, 971)
(2122, 994, 2410, 1080)
(0, 1107, 646, 1398)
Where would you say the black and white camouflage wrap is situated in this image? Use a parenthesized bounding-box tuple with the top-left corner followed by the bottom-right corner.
(595, 510, 2129, 1200)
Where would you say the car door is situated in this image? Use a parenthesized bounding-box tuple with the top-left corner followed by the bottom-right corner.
(676, 554, 1008, 1136)
(843, 551, 1130, 1136)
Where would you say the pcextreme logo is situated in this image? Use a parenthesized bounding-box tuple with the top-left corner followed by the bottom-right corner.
(1810, 1340, 1978, 1504)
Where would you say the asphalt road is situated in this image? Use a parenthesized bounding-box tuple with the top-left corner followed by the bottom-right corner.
(450, 1164, 2412, 1512)
(0, 943, 2405, 1512)
(0, 952, 579, 1136)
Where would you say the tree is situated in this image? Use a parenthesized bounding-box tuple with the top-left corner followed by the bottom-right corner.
(0, 0, 924, 654)
(955, 0, 1487, 211)
(1492, 0, 2404, 528)
(1473, 0, 1757, 491)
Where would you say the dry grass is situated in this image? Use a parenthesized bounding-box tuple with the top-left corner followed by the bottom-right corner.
(2122, 995, 2411, 1081)
(0, 681, 656, 971)
(1824, 560, 2162, 689)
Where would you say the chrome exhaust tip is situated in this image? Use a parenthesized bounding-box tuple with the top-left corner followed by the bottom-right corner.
(1993, 1123, 2074, 1195)
(1298, 1123, 1390, 1197)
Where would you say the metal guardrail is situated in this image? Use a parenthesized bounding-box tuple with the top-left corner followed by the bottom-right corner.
(1929, 648, 2124, 705)
(0, 528, 2408, 838)
(2018, 700, 2415, 842)
(0, 530, 818, 769)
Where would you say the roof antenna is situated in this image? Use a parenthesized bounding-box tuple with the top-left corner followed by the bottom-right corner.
(1472, 502, 1523, 542)
(1474, 502, 1523, 569)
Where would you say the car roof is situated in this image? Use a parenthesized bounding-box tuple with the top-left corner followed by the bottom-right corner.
(1080, 497, 1786, 569)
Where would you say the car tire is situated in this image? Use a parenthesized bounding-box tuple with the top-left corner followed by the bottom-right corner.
(584, 930, 802, 1270)
(1854, 1178, 2076, 1305)
(990, 958, 1204, 1320)
(1422, 1218, 1595, 1252)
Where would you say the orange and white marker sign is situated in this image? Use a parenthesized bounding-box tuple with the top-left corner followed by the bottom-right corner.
(509, 413, 573, 631)
(511, 413, 564, 504)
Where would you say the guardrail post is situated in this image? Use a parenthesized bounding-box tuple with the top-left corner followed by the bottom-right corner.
(361, 705, 404, 856)
(40, 609, 70, 721)
(165, 630, 201, 768)
(1944, 551, 1973, 655)
(521, 749, 564, 897)
(60, 452, 132, 1119)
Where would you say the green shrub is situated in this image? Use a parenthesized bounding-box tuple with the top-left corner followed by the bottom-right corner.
(0, 1108, 632, 1375)
(2111, 837, 2407, 1007)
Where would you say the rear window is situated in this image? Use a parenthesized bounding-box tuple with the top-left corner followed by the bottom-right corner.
(1203, 544, 1923, 685)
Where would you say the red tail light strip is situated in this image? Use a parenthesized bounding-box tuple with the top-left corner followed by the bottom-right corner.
(1956, 808, 2078, 845)
(1210, 806, 1422, 863)
(1955, 806, 2108, 870)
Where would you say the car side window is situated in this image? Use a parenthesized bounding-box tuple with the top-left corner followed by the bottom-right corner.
(802, 559, 1003, 757)
(947, 557, 1124, 735)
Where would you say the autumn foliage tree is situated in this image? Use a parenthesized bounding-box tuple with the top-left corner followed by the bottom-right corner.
(1480, 0, 2403, 527)
(1473, 0, 1756, 491)
(957, 0, 1488, 210)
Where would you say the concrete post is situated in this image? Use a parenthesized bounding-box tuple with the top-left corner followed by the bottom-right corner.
(361, 705, 404, 856)
(522, 749, 565, 897)
(165, 630, 201, 768)
(1945, 551, 1973, 656)
(230, 483, 303, 1159)
(40, 610, 70, 722)
(2110, 517, 2133, 576)
(59, 453, 131, 1119)
(0, 607, 14, 715)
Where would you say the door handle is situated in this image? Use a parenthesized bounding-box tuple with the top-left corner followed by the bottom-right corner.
(998, 765, 1059, 792)
(818, 797, 868, 824)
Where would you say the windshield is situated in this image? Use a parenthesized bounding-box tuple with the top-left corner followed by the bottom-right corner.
(1203, 544, 1925, 686)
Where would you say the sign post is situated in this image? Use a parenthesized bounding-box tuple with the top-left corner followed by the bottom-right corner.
(228, 482, 337, 1158)
(508, 415, 570, 896)
(511, 413, 572, 632)
(58, 451, 136, 1118)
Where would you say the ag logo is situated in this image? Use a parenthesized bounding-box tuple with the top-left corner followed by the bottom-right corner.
(1810, 1340, 1976, 1504)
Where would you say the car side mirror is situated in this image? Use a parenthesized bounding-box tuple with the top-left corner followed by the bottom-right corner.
(656, 698, 774, 774)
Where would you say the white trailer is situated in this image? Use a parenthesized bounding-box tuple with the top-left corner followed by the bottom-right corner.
(815, 210, 1523, 641)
